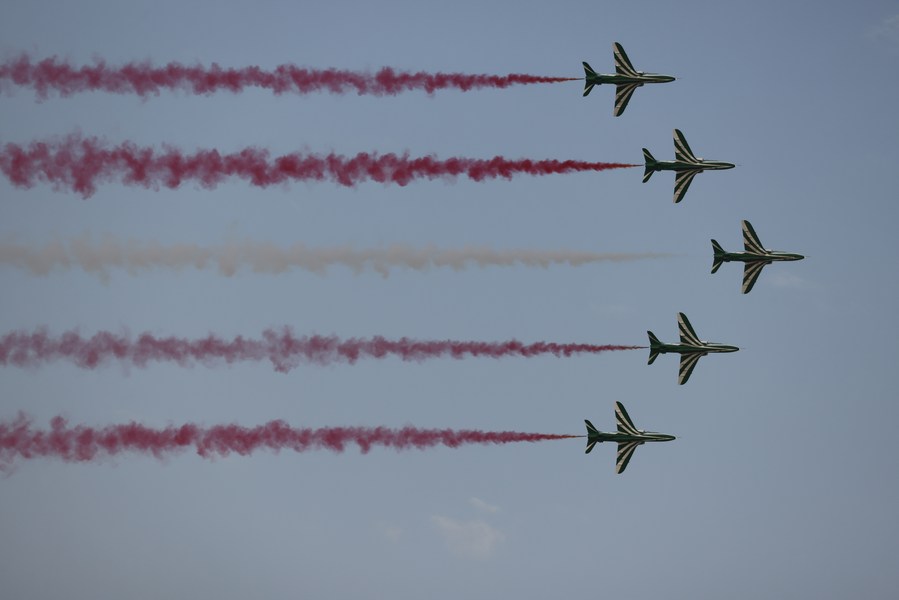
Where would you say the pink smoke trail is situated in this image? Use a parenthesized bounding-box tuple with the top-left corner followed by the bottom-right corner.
(0, 55, 579, 98)
(0, 329, 643, 373)
(0, 134, 637, 197)
(0, 413, 580, 468)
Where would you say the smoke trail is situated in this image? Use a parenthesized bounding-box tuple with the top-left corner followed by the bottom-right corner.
(0, 134, 637, 197)
(0, 55, 579, 99)
(0, 234, 667, 278)
(0, 413, 580, 468)
(0, 329, 643, 373)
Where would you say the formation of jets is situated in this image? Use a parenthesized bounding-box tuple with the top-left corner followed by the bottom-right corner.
(578, 44, 804, 473)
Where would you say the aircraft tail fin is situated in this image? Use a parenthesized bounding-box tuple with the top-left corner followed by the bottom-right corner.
(642, 148, 656, 182)
(582, 62, 597, 97)
(647, 331, 662, 364)
(584, 420, 599, 454)
(711, 239, 726, 273)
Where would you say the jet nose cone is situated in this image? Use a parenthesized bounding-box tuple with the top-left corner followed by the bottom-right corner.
(725, 345, 740, 353)
(722, 162, 736, 170)
(661, 75, 676, 83)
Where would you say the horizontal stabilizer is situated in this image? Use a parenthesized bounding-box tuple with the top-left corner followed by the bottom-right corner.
(711, 258, 723, 274)
(582, 62, 597, 97)
(642, 148, 656, 183)
(647, 331, 661, 364)
(711, 240, 725, 273)
(585, 419, 599, 453)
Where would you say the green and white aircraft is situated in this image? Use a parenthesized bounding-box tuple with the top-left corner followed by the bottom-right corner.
(642, 129, 735, 203)
(647, 313, 739, 385)
(585, 401, 675, 474)
(582, 42, 675, 116)
(712, 220, 805, 294)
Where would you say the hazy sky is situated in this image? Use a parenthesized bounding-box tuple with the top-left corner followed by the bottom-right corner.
(1, 1, 898, 598)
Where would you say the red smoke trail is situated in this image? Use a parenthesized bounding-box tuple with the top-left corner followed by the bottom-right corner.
(0, 329, 643, 373)
(0, 413, 580, 467)
(0, 55, 579, 98)
(0, 134, 637, 197)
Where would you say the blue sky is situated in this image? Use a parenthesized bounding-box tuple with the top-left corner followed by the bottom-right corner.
(1, 1, 898, 598)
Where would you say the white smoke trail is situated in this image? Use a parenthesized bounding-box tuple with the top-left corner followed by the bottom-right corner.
(0, 234, 667, 278)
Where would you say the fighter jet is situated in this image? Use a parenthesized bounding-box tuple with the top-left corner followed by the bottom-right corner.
(585, 402, 675, 474)
(642, 129, 735, 203)
(712, 220, 805, 294)
(647, 312, 739, 385)
(582, 42, 675, 116)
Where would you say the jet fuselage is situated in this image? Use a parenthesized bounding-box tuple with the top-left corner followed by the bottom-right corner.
(652, 341, 740, 355)
(716, 250, 805, 263)
(586, 430, 676, 445)
(586, 72, 676, 87)
(646, 159, 736, 174)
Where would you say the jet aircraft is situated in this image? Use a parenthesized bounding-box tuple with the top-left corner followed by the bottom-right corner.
(712, 220, 805, 294)
(582, 42, 675, 116)
(642, 129, 735, 203)
(585, 401, 675, 474)
(647, 313, 739, 385)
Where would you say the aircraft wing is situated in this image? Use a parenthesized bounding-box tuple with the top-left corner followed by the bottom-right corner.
(616, 441, 643, 474)
(742, 261, 770, 294)
(615, 401, 640, 435)
(614, 83, 640, 116)
(673, 129, 700, 163)
(673, 170, 699, 203)
(678, 352, 704, 385)
(613, 43, 639, 76)
(742, 220, 767, 254)
(677, 312, 703, 346)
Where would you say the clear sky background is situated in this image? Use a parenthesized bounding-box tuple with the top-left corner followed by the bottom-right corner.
(1, 1, 898, 598)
